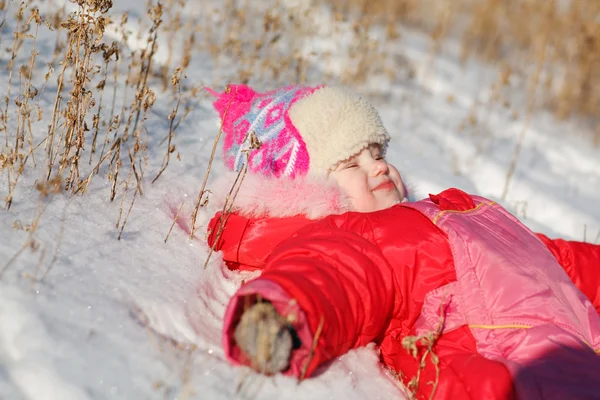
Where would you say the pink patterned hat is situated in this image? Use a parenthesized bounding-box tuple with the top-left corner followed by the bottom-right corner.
(208, 84, 390, 178)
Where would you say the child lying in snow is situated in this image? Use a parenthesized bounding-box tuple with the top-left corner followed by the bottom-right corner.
(203, 84, 600, 399)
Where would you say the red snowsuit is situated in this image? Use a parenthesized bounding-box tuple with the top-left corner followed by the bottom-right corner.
(208, 187, 600, 399)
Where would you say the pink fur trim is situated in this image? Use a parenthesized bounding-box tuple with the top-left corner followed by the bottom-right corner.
(208, 172, 351, 220)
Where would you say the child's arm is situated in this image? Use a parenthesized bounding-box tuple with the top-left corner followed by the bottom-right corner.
(537, 234, 600, 313)
(222, 219, 396, 378)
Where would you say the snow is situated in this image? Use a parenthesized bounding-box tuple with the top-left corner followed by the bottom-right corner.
(0, 1, 599, 399)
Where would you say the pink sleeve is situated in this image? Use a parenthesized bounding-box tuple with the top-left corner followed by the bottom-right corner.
(222, 279, 313, 377)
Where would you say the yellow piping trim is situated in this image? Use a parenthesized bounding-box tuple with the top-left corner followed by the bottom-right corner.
(432, 201, 495, 224)
(469, 324, 532, 330)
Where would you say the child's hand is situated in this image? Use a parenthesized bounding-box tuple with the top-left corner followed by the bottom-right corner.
(234, 302, 293, 374)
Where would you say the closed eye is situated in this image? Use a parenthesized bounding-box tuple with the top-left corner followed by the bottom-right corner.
(343, 163, 358, 169)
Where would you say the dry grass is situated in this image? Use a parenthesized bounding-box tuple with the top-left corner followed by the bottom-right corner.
(331, 0, 600, 130)
(1, 0, 597, 225)
(0, 0, 173, 231)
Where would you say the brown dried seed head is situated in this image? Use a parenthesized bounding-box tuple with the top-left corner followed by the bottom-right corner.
(19, 65, 29, 78)
(249, 131, 262, 150)
(16, 4, 25, 21)
(143, 90, 156, 111)
(181, 53, 191, 69)
(45, 64, 54, 81)
(86, 0, 113, 13)
(28, 8, 42, 25)
(148, 3, 163, 25)
(60, 18, 80, 32)
(0, 153, 9, 170)
(171, 67, 182, 86)
(95, 16, 107, 38)
(35, 105, 43, 121)
(103, 41, 119, 62)
(27, 85, 38, 99)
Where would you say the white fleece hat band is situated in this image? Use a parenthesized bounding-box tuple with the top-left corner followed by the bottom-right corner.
(289, 86, 390, 174)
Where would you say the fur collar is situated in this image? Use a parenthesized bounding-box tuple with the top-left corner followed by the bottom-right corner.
(207, 171, 351, 220)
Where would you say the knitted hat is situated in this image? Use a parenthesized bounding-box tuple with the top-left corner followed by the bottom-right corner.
(209, 84, 390, 178)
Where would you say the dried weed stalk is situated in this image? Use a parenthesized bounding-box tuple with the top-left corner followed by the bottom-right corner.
(401, 302, 445, 400)
(2, 2, 29, 209)
(189, 85, 237, 240)
(0, 176, 62, 280)
(152, 67, 181, 184)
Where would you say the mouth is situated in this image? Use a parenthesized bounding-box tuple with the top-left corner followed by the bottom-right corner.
(372, 181, 396, 192)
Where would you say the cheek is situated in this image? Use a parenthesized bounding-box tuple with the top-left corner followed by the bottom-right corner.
(388, 165, 406, 198)
(345, 180, 377, 211)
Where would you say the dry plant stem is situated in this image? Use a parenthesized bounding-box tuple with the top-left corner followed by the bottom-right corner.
(190, 85, 239, 240)
(501, 35, 548, 201)
(15, 8, 42, 174)
(131, 24, 159, 137)
(80, 138, 120, 194)
(117, 51, 134, 137)
(58, 3, 104, 191)
(28, 244, 47, 284)
(40, 200, 69, 281)
(89, 59, 111, 165)
(203, 162, 248, 269)
(110, 140, 122, 201)
(59, 9, 86, 188)
(164, 200, 184, 243)
(45, 64, 67, 180)
(116, 158, 133, 228)
(1, 240, 29, 280)
(99, 41, 122, 163)
(3, 4, 24, 148)
(2, 4, 26, 209)
(123, 4, 161, 142)
(172, 96, 202, 131)
(128, 147, 143, 196)
(25, 13, 41, 113)
(34, 64, 53, 113)
(402, 301, 445, 400)
(299, 316, 325, 382)
(152, 69, 181, 184)
(118, 186, 138, 240)
(0, 202, 47, 280)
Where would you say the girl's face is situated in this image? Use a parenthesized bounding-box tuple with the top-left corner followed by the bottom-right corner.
(330, 144, 406, 212)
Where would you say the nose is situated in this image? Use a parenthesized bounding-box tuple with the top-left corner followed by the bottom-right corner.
(371, 159, 389, 177)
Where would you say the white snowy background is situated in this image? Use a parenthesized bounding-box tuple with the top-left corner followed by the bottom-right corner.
(1, 0, 599, 399)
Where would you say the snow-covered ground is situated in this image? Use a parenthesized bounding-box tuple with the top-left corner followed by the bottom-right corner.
(1, 1, 599, 400)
